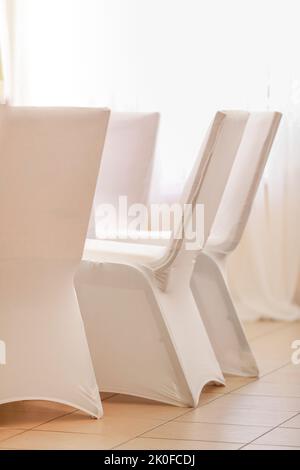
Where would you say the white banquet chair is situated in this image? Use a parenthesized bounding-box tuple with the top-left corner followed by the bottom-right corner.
(87, 112, 160, 239)
(0, 105, 110, 417)
(102, 111, 282, 378)
(75, 111, 249, 407)
(192, 111, 282, 376)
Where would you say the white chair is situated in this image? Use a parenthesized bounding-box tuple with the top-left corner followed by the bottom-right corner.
(88, 112, 160, 239)
(75, 111, 249, 407)
(0, 105, 110, 417)
(192, 111, 282, 376)
(100, 111, 282, 379)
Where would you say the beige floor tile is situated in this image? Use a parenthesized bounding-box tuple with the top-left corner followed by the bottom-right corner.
(176, 406, 295, 427)
(197, 393, 224, 406)
(100, 392, 117, 401)
(256, 359, 289, 376)
(206, 393, 300, 412)
(251, 323, 300, 375)
(233, 381, 300, 398)
(0, 401, 73, 430)
(261, 365, 300, 385)
(0, 429, 24, 443)
(280, 414, 300, 428)
(143, 421, 268, 444)
(37, 412, 161, 440)
(242, 444, 300, 450)
(0, 322, 299, 450)
(255, 427, 300, 447)
(102, 395, 194, 421)
(103, 393, 222, 421)
(202, 383, 225, 394)
(1, 430, 125, 450)
(116, 437, 240, 450)
(243, 321, 287, 341)
(203, 377, 256, 395)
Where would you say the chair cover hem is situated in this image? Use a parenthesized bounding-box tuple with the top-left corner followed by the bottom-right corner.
(98, 375, 225, 408)
(0, 397, 103, 419)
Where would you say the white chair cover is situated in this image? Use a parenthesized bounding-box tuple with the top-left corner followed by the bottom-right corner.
(192, 112, 282, 375)
(0, 105, 110, 417)
(88, 112, 160, 238)
(75, 111, 251, 407)
(207, 112, 282, 253)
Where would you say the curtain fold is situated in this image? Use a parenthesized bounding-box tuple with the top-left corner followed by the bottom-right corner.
(228, 118, 300, 320)
(5, 0, 300, 320)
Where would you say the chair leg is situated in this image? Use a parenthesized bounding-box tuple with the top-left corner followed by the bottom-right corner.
(0, 260, 102, 418)
(75, 260, 224, 407)
(191, 252, 259, 377)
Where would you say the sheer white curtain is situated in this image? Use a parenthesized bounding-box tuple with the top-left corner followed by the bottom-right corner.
(228, 3, 300, 320)
(0, 0, 12, 101)
(0, 45, 3, 101)
(6, 0, 300, 320)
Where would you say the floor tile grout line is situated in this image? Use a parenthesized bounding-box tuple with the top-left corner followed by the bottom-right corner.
(1, 323, 299, 450)
(0, 429, 29, 447)
(1, 380, 295, 447)
(233, 393, 300, 399)
(277, 410, 300, 430)
(137, 435, 254, 445)
(229, 361, 300, 398)
(0, 409, 78, 446)
(11, 427, 130, 438)
(255, 361, 294, 378)
(171, 387, 252, 419)
(22, 392, 116, 433)
(239, 443, 300, 450)
(212, 359, 298, 398)
(168, 375, 273, 421)
(175, 419, 287, 428)
(112, 358, 300, 449)
(113, 424, 272, 448)
(279, 426, 300, 430)
(128, 354, 300, 450)
(29, 410, 77, 432)
(101, 393, 118, 401)
(109, 396, 227, 450)
(249, 321, 299, 341)
(114, 438, 244, 449)
(110, 381, 276, 450)
(246, 322, 291, 342)
(1, 425, 167, 449)
(110, 419, 191, 450)
(233, 360, 296, 386)
(0, 409, 76, 434)
(238, 410, 300, 450)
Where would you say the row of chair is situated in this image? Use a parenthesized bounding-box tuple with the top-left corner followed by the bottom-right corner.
(0, 105, 281, 417)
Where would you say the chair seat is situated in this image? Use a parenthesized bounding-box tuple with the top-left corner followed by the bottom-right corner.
(83, 238, 167, 265)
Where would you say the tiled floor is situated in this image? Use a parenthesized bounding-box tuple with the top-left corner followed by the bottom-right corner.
(0, 321, 299, 450)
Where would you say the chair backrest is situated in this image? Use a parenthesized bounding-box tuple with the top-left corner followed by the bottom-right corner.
(0, 105, 110, 260)
(207, 111, 282, 253)
(88, 112, 160, 238)
(151, 111, 250, 279)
